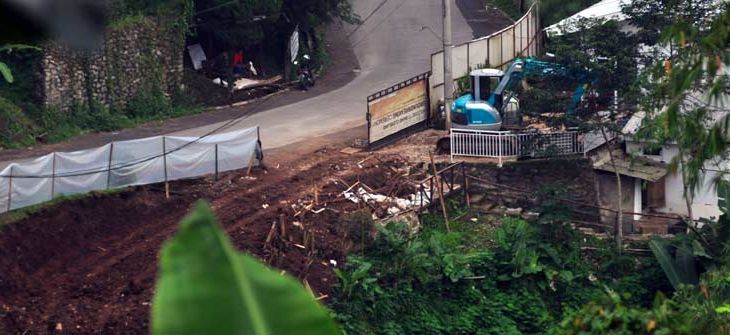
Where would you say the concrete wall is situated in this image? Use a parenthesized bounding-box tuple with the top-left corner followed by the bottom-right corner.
(40, 16, 184, 111)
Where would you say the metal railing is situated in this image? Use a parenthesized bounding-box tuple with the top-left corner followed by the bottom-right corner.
(415, 162, 466, 210)
(450, 128, 584, 166)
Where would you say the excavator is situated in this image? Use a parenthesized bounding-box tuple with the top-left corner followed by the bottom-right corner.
(438, 57, 590, 151)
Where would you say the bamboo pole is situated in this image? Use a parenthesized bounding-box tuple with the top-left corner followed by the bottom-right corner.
(429, 151, 450, 232)
(162, 137, 170, 199)
(246, 150, 256, 176)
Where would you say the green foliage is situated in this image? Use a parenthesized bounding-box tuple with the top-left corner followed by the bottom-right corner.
(0, 62, 12, 83)
(195, 0, 284, 49)
(152, 201, 340, 335)
(341, 209, 375, 251)
(555, 289, 694, 335)
(0, 96, 36, 147)
(491, 0, 523, 20)
(126, 83, 173, 119)
(539, 0, 600, 26)
(333, 195, 669, 334)
(490, 0, 600, 25)
(649, 238, 701, 289)
(546, 19, 639, 111)
(632, 2, 730, 199)
(621, 0, 718, 50)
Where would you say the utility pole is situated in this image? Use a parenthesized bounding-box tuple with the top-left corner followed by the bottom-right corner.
(443, 0, 453, 129)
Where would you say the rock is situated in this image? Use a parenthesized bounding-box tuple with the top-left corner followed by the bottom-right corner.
(505, 207, 523, 216)
(395, 198, 411, 210)
(387, 207, 401, 215)
(521, 211, 540, 221)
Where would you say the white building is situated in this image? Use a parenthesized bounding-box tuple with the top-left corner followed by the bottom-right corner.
(547, 0, 730, 232)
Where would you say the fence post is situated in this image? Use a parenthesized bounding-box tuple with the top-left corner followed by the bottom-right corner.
(50, 152, 56, 199)
(449, 128, 454, 163)
(163, 137, 169, 199)
(7, 166, 13, 212)
(106, 143, 114, 189)
(214, 144, 219, 181)
(497, 133, 502, 167)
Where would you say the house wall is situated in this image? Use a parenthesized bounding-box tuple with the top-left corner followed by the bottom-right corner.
(594, 170, 636, 233)
(626, 142, 724, 221)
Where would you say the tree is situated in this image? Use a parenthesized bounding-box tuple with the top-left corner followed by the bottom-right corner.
(632, 2, 730, 223)
(543, 18, 639, 251)
(0, 44, 39, 84)
(194, 0, 284, 50)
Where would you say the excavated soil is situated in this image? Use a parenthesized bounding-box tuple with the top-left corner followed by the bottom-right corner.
(0, 145, 426, 334)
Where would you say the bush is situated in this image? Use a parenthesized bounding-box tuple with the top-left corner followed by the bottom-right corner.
(341, 209, 375, 251)
(0, 96, 36, 148)
(126, 83, 173, 119)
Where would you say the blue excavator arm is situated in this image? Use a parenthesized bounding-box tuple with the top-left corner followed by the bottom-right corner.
(487, 58, 591, 114)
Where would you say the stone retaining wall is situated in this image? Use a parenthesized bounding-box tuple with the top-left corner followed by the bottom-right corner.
(40, 16, 184, 111)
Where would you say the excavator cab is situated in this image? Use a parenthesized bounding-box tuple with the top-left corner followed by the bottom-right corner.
(450, 68, 504, 130)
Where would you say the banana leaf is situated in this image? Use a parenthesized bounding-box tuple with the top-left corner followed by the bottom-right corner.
(648, 238, 699, 290)
(151, 201, 340, 335)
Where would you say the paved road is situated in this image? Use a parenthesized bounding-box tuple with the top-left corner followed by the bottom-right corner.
(172, 0, 509, 149)
(0, 0, 511, 166)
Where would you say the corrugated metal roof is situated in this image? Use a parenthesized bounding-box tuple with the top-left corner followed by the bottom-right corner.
(594, 156, 668, 181)
(545, 0, 630, 36)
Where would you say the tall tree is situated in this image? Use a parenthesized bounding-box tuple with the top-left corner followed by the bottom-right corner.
(543, 18, 638, 251)
(194, 0, 284, 50)
(633, 2, 730, 222)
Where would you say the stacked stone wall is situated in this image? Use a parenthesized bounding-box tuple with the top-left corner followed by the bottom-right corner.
(40, 16, 184, 111)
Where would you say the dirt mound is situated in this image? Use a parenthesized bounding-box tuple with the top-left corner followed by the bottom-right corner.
(0, 147, 423, 334)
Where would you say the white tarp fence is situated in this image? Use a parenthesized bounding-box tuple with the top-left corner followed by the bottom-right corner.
(429, 2, 542, 113)
(0, 126, 261, 213)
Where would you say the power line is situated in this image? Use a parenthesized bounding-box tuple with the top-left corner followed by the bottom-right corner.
(347, 0, 391, 38)
(351, 0, 407, 48)
(1, 94, 276, 179)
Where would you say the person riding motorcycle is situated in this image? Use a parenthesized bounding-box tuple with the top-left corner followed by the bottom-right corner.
(294, 54, 315, 91)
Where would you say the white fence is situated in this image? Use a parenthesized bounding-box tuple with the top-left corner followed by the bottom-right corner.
(450, 128, 584, 166)
(429, 2, 542, 113)
(0, 126, 261, 213)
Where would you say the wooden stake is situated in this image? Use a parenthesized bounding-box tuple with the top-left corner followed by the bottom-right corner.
(246, 150, 256, 176)
(465, 176, 471, 207)
(279, 213, 287, 240)
(265, 222, 277, 245)
(429, 151, 450, 232)
(314, 185, 319, 206)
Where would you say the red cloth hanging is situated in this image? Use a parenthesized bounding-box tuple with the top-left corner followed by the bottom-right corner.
(233, 51, 244, 65)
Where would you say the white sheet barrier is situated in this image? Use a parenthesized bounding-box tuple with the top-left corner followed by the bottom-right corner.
(0, 126, 261, 213)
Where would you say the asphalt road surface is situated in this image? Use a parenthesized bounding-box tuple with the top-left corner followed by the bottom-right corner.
(0, 0, 512, 166)
(172, 0, 511, 149)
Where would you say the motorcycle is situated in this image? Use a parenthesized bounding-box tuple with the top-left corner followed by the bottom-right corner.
(294, 54, 315, 91)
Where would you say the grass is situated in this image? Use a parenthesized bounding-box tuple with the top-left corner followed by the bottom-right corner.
(0, 188, 128, 227)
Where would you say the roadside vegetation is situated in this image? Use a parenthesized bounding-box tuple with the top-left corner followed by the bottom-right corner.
(145, 1, 730, 334)
(0, 0, 358, 149)
(490, 0, 601, 26)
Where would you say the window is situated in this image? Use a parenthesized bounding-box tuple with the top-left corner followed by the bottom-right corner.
(643, 146, 662, 156)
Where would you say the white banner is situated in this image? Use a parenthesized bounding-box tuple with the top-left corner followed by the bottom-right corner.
(289, 26, 300, 64)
